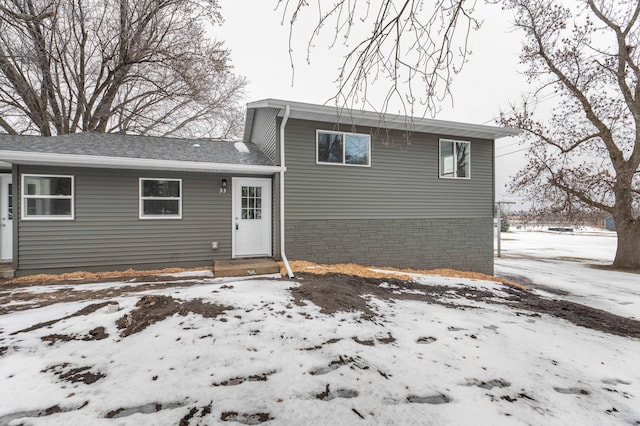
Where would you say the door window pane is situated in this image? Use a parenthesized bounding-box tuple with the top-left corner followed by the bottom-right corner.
(241, 186, 262, 220)
(7, 183, 12, 220)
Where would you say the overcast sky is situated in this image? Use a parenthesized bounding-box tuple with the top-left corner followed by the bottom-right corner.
(217, 1, 537, 207)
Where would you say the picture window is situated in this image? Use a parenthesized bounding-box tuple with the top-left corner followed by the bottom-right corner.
(317, 130, 371, 166)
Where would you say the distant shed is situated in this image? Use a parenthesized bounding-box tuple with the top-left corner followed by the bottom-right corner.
(604, 216, 616, 231)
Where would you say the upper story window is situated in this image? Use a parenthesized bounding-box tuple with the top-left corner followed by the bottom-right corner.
(22, 174, 74, 220)
(317, 130, 371, 166)
(439, 139, 470, 179)
(139, 178, 182, 219)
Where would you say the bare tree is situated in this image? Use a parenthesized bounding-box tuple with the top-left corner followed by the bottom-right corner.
(280, 0, 639, 268)
(0, 0, 246, 138)
(276, 0, 480, 117)
(500, 0, 640, 268)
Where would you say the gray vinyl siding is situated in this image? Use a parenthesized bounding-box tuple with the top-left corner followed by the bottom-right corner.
(280, 118, 495, 273)
(15, 165, 234, 275)
(249, 108, 279, 162)
(283, 118, 494, 219)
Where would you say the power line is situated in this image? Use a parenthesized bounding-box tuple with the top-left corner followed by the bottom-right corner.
(481, 90, 561, 125)
(495, 141, 521, 151)
(495, 146, 529, 158)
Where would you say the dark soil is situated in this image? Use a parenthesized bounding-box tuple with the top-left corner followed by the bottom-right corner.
(213, 371, 275, 387)
(178, 402, 211, 426)
(315, 384, 359, 401)
(43, 363, 105, 384)
(290, 273, 476, 319)
(116, 295, 232, 337)
(406, 393, 450, 404)
(13, 302, 114, 334)
(42, 327, 109, 345)
(291, 272, 640, 339)
(0, 278, 211, 315)
(104, 402, 185, 419)
(590, 264, 640, 274)
(516, 297, 640, 339)
(5, 269, 639, 344)
(220, 411, 273, 424)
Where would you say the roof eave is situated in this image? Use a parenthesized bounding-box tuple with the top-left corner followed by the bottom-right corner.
(246, 98, 521, 140)
(0, 151, 283, 175)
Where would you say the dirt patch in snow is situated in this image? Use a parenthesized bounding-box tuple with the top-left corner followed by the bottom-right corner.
(43, 363, 105, 385)
(42, 327, 109, 345)
(290, 272, 510, 319)
(291, 272, 640, 339)
(0, 279, 214, 316)
(282, 260, 525, 289)
(179, 403, 212, 425)
(516, 296, 640, 339)
(4, 265, 639, 340)
(590, 264, 640, 274)
(212, 370, 276, 387)
(116, 295, 232, 337)
(220, 411, 273, 424)
(12, 301, 114, 334)
(1, 267, 213, 286)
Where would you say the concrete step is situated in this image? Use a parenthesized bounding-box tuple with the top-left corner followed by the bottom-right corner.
(213, 258, 280, 278)
(0, 263, 15, 279)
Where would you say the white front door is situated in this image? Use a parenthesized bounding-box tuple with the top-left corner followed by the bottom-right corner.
(1, 174, 13, 262)
(232, 177, 272, 258)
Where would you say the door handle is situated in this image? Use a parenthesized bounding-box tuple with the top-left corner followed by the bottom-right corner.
(1, 217, 5, 227)
(235, 217, 239, 230)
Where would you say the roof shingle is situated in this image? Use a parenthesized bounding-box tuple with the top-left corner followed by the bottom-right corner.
(0, 132, 274, 166)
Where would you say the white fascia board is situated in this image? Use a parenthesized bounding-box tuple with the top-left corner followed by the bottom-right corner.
(247, 98, 521, 140)
(0, 161, 11, 168)
(0, 151, 284, 175)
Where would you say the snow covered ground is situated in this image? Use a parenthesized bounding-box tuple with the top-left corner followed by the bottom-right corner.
(495, 229, 639, 319)
(0, 230, 639, 425)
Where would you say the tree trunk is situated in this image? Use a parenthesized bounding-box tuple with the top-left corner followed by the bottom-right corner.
(612, 218, 640, 269)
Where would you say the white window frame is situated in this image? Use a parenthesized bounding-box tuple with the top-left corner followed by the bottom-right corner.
(439, 139, 471, 179)
(316, 130, 371, 167)
(139, 178, 182, 220)
(21, 174, 75, 220)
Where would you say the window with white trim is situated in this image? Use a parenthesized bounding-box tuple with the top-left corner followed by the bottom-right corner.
(22, 174, 74, 220)
(139, 178, 182, 219)
(317, 130, 371, 166)
(439, 139, 470, 179)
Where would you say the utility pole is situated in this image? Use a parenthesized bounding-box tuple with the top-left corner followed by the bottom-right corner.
(495, 201, 515, 258)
